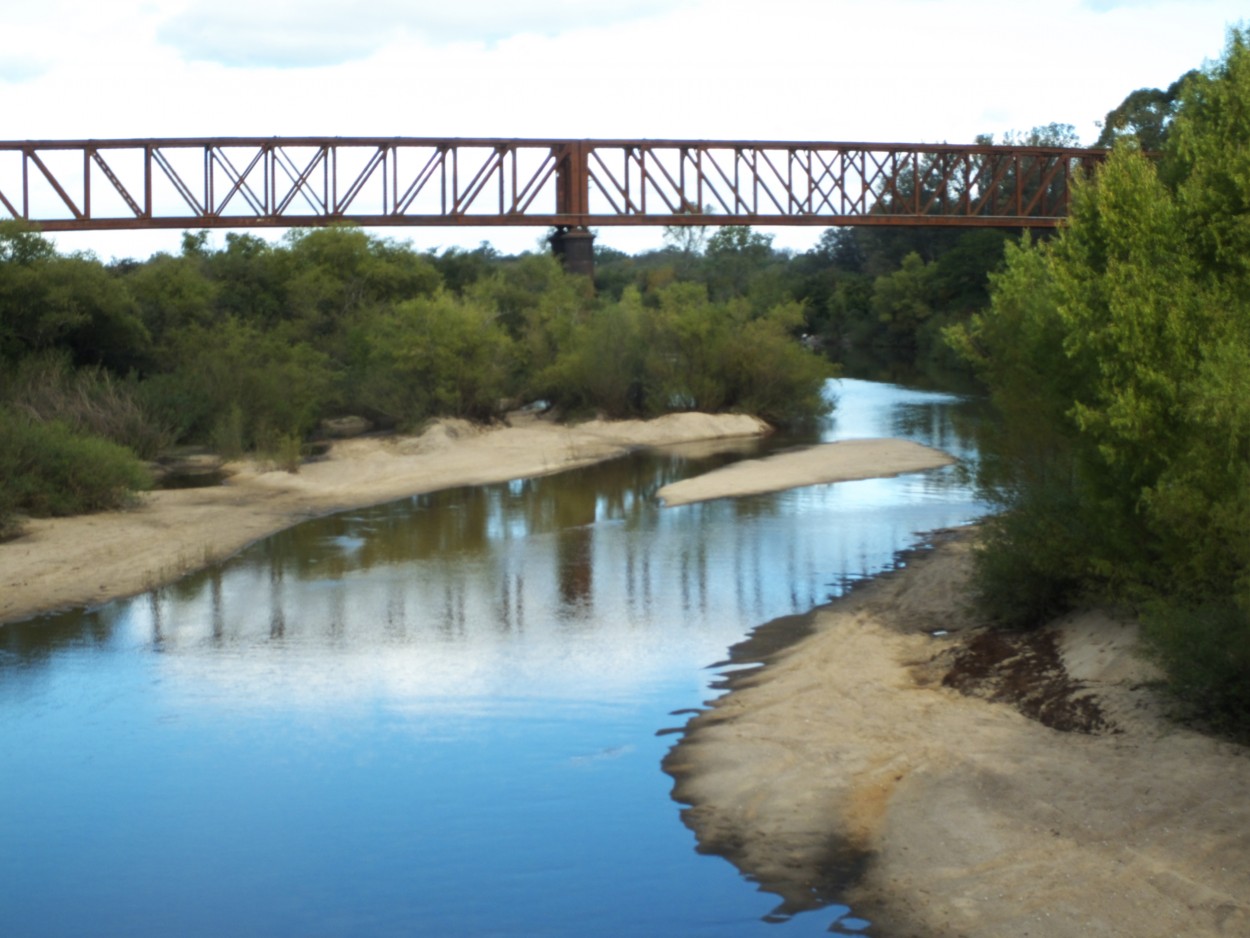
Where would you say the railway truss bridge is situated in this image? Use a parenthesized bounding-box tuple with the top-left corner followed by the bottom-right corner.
(0, 137, 1105, 274)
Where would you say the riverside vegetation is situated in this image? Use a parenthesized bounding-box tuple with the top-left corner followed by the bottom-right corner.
(3, 32, 1249, 732)
(0, 224, 839, 538)
(949, 29, 1250, 736)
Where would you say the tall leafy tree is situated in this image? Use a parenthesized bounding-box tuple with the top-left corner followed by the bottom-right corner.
(1095, 71, 1199, 150)
(950, 30, 1250, 727)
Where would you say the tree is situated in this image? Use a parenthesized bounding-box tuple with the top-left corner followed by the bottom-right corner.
(356, 291, 515, 424)
(1095, 71, 1199, 150)
(0, 223, 150, 373)
(704, 226, 780, 302)
(871, 252, 937, 346)
(949, 30, 1250, 728)
(662, 203, 712, 259)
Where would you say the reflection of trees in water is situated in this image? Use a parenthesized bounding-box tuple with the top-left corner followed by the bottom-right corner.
(253, 449, 758, 587)
(384, 580, 408, 637)
(892, 399, 980, 456)
(558, 526, 593, 613)
(269, 561, 285, 640)
(439, 581, 466, 636)
(210, 569, 224, 643)
(496, 571, 524, 633)
(678, 540, 708, 615)
(624, 542, 653, 617)
(1, 386, 988, 664)
(555, 478, 597, 614)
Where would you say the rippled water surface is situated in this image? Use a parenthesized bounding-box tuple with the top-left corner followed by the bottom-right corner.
(0, 380, 986, 937)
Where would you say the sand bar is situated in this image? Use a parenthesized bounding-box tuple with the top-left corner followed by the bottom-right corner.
(656, 438, 954, 507)
(664, 529, 1250, 937)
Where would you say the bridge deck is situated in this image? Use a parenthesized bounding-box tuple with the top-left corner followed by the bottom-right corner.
(0, 138, 1105, 233)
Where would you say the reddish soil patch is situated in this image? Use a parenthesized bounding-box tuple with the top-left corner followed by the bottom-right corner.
(941, 628, 1114, 734)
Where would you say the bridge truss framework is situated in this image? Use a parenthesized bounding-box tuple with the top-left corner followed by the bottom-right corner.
(0, 137, 1105, 236)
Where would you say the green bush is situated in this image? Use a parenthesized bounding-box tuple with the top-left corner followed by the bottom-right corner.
(255, 424, 304, 473)
(1143, 599, 1250, 737)
(4, 352, 172, 458)
(532, 284, 834, 425)
(719, 300, 836, 425)
(149, 318, 335, 448)
(210, 403, 245, 460)
(530, 287, 647, 417)
(353, 291, 516, 426)
(0, 466, 19, 540)
(0, 407, 151, 519)
(968, 490, 1086, 629)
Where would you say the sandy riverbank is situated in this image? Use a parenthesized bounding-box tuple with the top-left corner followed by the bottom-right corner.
(0, 411, 748, 624)
(664, 528, 1250, 937)
(0, 412, 951, 626)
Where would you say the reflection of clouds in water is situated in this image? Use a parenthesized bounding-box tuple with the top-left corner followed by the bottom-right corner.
(55, 379, 988, 716)
(134, 575, 730, 713)
(569, 744, 636, 768)
(137, 492, 981, 714)
(826, 379, 968, 446)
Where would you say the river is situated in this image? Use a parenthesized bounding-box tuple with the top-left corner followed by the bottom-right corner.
(0, 378, 986, 937)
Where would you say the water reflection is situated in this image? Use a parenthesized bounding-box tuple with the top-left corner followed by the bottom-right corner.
(0, 379, 987, 937)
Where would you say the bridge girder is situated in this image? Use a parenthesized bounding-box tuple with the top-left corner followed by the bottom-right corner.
(0, 137, 1106, 234)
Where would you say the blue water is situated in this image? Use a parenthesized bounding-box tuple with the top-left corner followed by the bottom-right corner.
(0, 379, 986, 937)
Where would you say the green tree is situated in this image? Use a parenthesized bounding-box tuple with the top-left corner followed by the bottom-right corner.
(949, 30, 1250, 729)
(0, 223, 151, 373)
(122, 250, 218, 354)
(871, 252, 938, 346)
(355, 291, 515, 425)
(147, 317, 334, 446)
(283, 226, 441, 336)
(1095, 71, 1199, 150)
(704, 226, 780, 302)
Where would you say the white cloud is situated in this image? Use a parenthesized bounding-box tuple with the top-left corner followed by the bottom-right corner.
(0, 54, 49, 84)
(156, 0, 694, 68)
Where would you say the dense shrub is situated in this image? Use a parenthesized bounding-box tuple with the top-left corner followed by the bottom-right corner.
(718, 300, 835, 425)
(4, 352, 173, 458)
(0, 406, 151, 521)
(145, 318, 335, 447)
(1144, 600, 1250, 737)
(533, 285, 835, 424)
(0, 223, 151, 373)
(3, 220, 843, 522)
(353, 291, 517, 426)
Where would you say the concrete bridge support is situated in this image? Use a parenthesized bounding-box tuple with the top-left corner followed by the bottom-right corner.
(548, 226, 595, 278)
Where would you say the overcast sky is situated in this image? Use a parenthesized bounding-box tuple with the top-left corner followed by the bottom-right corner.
(2, 0, 1245, 261)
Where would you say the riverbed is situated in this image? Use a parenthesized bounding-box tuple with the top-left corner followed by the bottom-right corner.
(0, 379, 985, 937)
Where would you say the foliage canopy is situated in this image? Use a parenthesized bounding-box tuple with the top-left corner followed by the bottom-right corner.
(948, 29, 1250, 731)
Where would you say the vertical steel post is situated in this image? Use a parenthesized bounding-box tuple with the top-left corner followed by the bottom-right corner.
(551, 142, 594, 278)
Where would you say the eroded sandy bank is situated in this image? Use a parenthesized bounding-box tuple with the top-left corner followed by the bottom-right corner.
(664, 529, 1250, 937)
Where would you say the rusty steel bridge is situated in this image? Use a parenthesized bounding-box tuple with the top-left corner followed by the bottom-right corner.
(0, 137, 1104, 272)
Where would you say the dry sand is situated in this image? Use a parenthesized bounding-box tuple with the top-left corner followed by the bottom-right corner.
(664, 528, 1250, 937)
(656, 437, 954, 506)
